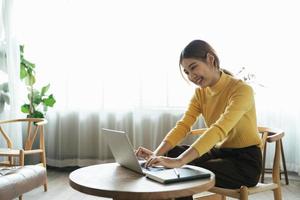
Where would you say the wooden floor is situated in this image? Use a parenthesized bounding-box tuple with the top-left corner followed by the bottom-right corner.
(22, 166, 300, 200)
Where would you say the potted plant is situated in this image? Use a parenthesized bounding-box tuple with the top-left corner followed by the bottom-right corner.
(19, 45, 56, 118)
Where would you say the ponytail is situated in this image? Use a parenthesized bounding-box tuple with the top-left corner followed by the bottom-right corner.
(221, 68, 234, 76)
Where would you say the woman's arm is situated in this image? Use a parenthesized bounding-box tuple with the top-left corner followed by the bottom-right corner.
(135, 141, 173, 159)
(163, 91, 202, 147)
(153, 141, 173, 156)
(145, 146, 199, 168)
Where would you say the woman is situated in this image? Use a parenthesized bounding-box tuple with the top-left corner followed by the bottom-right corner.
(135, 40, 262, 199)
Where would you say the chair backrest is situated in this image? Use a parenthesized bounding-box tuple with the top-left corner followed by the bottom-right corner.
(0, 118, 48, 150)
(258, 126, 284, 149)
(257, 126, 284, 184)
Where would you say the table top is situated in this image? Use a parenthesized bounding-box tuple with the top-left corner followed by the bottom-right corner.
(69, 163, 215, 200)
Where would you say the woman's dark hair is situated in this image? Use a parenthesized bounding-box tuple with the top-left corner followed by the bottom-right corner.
(180, 40, 220, 68)
(179, 40, 233, 77)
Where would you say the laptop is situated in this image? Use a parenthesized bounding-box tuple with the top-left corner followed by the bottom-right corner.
(102, 128, 165, 175)
(102, 128, 211, 183)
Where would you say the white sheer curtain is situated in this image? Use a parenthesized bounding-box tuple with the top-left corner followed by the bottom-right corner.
(11, 0, 300, 173)
(0, 0, 22, 149)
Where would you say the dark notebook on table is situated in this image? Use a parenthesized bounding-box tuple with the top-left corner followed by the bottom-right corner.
(145, 166, 211, 184)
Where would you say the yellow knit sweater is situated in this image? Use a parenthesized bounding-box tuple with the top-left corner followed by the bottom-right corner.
(164, 71, 262, 156)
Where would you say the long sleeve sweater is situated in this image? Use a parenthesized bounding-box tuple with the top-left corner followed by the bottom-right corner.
(163, 71, 262, 156)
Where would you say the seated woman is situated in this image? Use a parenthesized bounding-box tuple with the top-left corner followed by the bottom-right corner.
(136, 39, 262, 200)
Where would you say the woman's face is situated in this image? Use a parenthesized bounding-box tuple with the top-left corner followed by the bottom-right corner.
(181, 57, 219, 88)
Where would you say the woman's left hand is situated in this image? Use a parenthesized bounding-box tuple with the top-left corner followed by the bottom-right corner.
(145, 156, 183, 169)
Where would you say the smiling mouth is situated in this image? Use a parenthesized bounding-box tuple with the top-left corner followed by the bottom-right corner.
(195, 77, 204, 85)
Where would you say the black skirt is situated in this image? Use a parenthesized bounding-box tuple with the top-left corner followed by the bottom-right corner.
(167, 144, 262, 189)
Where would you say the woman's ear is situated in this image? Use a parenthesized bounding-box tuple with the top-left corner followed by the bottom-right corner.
(206, 53, 215, 67)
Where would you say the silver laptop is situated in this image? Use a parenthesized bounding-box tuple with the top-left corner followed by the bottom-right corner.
(102, 128, 167, 175)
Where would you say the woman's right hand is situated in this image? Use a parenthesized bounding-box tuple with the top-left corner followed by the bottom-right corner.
(135, 146, 153, 160)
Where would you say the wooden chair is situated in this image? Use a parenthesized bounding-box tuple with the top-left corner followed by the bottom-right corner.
(261, 128, 289, 185)
(0, 118, 48, 199)
(202, 127, 284, 200)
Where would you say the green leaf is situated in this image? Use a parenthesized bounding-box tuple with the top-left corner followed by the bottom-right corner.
(26, 66, 34, 76)
(41, 84, 50, 96)
(32, 90, 42, 105)
(22, 58, 36, 69)
(20, 64, 27, 79)
(21, 104, 30, 113)
(25, 74, 36, 86)
(33, 96, 42, 105)
(28, 111, 44, 118)
(43, 94, 56, 107)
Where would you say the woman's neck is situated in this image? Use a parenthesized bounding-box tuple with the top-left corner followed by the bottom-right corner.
(210, 70, 222, 87)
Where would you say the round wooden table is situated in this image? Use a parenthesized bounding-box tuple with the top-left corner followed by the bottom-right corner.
(69, 163, 215, 200)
